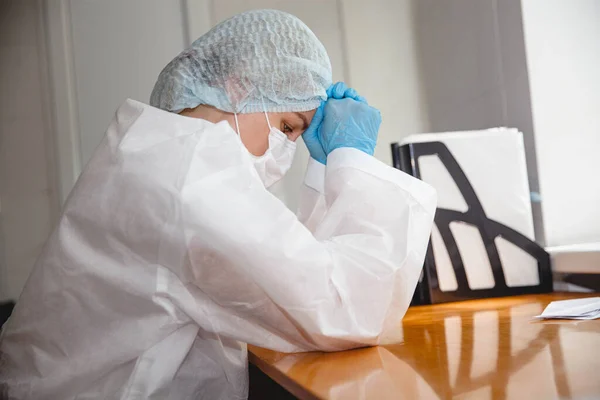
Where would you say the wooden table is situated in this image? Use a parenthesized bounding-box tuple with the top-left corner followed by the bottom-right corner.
(249, 293, 600, 399)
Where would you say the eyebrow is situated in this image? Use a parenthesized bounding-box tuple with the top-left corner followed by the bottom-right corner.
(294, 112, 309, 131)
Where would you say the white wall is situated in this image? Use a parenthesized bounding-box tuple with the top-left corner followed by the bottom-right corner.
(341, 0, 429, 165)
(69, 0, 188, 165)
(521, 0, 600, 247)
(48, 0, 188, 205)
(7, 0, 598, 300)
(49, 0, 427, 211)
(412, 0, 545, 242)
(1, 0, 427, 299)
(187, 0, 427, 209)
(0, 0, 58, 300)
(203, 0, 350, 208)
(0, 0, 189, 300)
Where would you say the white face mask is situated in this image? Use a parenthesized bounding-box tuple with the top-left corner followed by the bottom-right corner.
(234, 111, 297, 188)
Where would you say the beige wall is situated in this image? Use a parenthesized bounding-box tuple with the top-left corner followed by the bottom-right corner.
(3, 0, 599, 299)
(1, 0, 189, 300)
(195, 0, 428, 209)
(0, 0, 58, 301)
(1, 0, 427, 299)
(412, 0, 544, 242)
(44, 0, 428, 212)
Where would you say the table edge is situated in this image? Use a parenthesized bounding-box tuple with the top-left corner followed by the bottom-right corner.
(248, 350, 322, 400)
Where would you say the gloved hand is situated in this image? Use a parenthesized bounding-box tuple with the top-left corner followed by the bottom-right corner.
(303, 82, 367, 164)
(318, 98, 381, 157)
(302, 103, 328, 164)
(327, 81, 367, 103)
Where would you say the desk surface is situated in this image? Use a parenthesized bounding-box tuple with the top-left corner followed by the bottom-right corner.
(249, 293, 600, 399)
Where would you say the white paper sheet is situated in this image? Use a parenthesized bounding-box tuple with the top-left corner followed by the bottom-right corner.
(534, 297, 600, 320)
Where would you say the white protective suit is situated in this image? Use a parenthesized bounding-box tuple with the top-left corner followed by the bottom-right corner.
(0, 100, 436, 399)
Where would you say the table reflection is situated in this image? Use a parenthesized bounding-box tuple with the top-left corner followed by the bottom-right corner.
(250, 294, 600, 399)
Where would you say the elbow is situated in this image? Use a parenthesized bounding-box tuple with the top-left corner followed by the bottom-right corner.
(295, 305, 392, 352)
(303, 327, 387, 352)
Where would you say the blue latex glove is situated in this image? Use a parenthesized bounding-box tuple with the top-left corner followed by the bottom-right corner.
(303, 82, 367, 164)
(318, 98, 381, 157)
(327, 82, 367, 103)
(302, 103, 327, 164)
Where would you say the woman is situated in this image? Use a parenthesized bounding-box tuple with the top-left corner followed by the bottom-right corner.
(0, 9, 436, 399)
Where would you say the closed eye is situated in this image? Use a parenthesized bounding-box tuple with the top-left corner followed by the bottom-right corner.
(281, 122, 293, 134)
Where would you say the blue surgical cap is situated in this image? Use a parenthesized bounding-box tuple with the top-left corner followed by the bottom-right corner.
(150, 9, 332, 114)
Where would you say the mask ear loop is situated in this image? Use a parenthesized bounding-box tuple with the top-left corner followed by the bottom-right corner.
(234, 113, 241, 137)
(261, 97, 272, 130)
